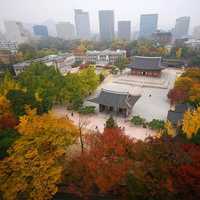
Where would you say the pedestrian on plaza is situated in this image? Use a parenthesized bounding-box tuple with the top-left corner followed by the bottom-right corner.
(71, 112, 74, 117)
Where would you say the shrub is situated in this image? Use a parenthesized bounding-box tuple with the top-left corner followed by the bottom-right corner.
(148, 119, 165, 130)
(131, 116, 145, 126)
(105, 116, 118, 128)
(99, 73, 105, 82)
(111, 66, 119, 74)
(78, 106, 95, 114)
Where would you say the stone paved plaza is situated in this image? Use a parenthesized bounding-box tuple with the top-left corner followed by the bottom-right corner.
(86, 68, 183, 122)
(53, 68, 183, 140)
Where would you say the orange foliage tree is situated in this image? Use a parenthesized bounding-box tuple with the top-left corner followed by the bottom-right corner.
(168, 68, 200, 106)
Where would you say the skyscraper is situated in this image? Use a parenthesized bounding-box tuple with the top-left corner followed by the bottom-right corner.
(193, 26, 200, 40)
(139, 14, 158, 38)
(43, 20, 57, 37)
(33, 25, 48, 37)
(74, 9, 91, 39)
(118, 21, 131, 41)
(4, 21, 30, 44)
(174, 17, 190, 39)
(99, 10, 115, 41)
(56, 22, 75, 40)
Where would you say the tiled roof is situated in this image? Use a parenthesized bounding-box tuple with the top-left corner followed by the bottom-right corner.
(89, 89, 140, 109)
(128, 56, 164, 71)
(167, 103, 194, 125)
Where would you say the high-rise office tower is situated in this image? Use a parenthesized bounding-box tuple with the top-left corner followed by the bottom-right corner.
(43, 20, 57, 37)
(33, 25, 48, 37)
(139, 14, 158, 38)
(74, 9, 91, 39)
(56, 22, 75, 40)
(4, 20, 30, 44)
(118, 21, 131, 40)
(193, 26, 200, 40)
(99, 10, 115, 41)
(0, 31, 6, 41)
(173, 16, 190, 39)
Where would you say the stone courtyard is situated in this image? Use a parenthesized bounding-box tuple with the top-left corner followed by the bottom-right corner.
(53, 68, 183, 140)
(86, 68, 183, 121)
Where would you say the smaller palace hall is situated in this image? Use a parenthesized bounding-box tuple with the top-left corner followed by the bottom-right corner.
(89, 89, 141, 117)
(128, 56, 164, 77)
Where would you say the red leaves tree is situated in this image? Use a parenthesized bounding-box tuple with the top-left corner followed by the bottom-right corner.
(64, 128, 135, 197)
(0, 112, 18, 130)
(63, 129, 200, 200)
(167, 88, 188, 105)
(171, 144, 200, 200)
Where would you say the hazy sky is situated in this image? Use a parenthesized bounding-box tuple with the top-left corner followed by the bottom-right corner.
(0, 0, 199, 33)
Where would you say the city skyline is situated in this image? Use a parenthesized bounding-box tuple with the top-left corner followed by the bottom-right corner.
(0, 0, 199, 33)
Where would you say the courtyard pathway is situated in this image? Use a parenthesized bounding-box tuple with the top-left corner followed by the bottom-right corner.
(52, 106, 155, 141)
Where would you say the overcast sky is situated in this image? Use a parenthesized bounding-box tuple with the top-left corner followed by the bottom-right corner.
(0, 0, 199, 33)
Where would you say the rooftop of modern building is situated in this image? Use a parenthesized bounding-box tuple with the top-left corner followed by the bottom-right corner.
(13, 53, 74, 68)
(152, 30, 172, 35)
(86, 49, 126, 56)
(185, 39, 200, 44)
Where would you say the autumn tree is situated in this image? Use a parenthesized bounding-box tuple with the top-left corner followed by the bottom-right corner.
(0, 95, 10, 115)
(0, 71, 22, 96)
(174, 77, 194, 92)
(182, 107, 200, 140)
(0, 108, 78, 200)
(0, 95, 19, 158)
(168, 68, 200, 106)
(0, 95, 18, 132)
(188, 84, 200, 105)
(126, 137, 200, 200)
(64, 128, 134, 197)
(170, 144, 200, 200)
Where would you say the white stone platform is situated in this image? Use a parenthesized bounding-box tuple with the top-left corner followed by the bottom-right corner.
(113, 69, 170, 89)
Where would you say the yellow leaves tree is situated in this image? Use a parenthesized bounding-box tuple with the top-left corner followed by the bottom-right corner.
(188, 84, 200, 103)
(0, 95, 10, 115)
(182, 107, 200, 139)
(0, 108, 78, 200)
(174, 77, 194, 91)
(157, 47, 168, 56)
(164, 121, 176, 137)
(0, 72, 23, 96)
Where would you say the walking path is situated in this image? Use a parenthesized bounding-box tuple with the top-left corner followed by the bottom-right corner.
(52, 106, 155, 141)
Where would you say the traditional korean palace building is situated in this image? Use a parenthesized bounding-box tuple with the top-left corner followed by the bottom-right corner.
(128, 56, 164, 77)
(89, 89, 141, 117)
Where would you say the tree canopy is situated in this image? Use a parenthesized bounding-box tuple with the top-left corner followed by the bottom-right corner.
(0, 108, 78, 200)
